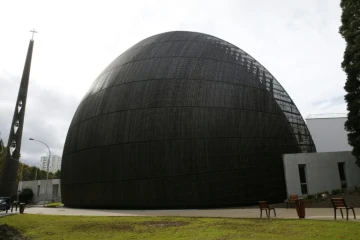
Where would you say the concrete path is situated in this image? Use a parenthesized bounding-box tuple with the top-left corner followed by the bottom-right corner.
(2, 206, 359, 221)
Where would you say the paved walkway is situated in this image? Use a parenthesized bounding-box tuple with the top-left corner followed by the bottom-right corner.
(2, 207, 359, 221)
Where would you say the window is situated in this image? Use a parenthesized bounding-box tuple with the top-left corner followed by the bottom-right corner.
(52, 184, 59, 199)
(338, 162, 347, 189)
(298, 164, 308, 195)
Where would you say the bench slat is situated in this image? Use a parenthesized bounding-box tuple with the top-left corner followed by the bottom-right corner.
(331, 198, 352, 209)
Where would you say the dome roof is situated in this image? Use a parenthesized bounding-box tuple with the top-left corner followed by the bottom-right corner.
(62, 31, 315, 208)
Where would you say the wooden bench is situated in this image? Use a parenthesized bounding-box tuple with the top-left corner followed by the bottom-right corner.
(331, 198, 356, 220)
(284, 194, 298, 209)
(258, 201, 276, 218)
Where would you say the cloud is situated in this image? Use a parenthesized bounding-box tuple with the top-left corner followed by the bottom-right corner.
(312, 95, 344, 107)
(0, 76, 80, 165)
(0, 0, 347, 165)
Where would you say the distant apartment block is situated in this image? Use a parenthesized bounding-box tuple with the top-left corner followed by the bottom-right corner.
(40, 155, 62, 173)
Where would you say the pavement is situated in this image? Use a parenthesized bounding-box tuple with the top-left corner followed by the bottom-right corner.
(2, 206, 360, 221)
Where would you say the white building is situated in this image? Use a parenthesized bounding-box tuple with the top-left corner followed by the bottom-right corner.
(283, 114, 360, 197)
(306, 114, 352, 152)
(19, 179, 61, 204)
(40, 155, 62, 173)
(283, 152, 360, 197)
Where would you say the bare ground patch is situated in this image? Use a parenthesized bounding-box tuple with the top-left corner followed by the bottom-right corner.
(0, 224, 28, 240)
(143, 221, 189, 228)
(71, 222, 134, 231)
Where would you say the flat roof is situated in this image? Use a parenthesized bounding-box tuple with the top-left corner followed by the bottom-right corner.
(305, 113, 347, 120)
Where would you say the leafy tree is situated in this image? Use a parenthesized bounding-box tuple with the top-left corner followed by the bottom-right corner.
(340, 0, 360, 165)
(0, 133, 6, 175)
(18, 164, 60, 181)
(19, 188, 34, 203)
(0, 146, 6, 176)
(0, 138, 4, 154)
(0, 134, 60, 181)
(54, 169, 61, 179)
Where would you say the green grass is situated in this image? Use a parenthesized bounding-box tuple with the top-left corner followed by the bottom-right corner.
(45, 202, 63, 208)
(1, 215, 359, 240)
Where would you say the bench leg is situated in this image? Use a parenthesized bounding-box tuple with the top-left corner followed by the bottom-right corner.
(346, 209, 349, 220)
(272, 208, 276, 217)
(340, 209, 344, 219)
(260, 209, 262, 218)
(351, 208, 356, 219)
(266, 210, 270, 218)
(334, 208, 336, 220)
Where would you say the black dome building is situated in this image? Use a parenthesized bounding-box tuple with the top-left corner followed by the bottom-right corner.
(62, 31, 315, 208)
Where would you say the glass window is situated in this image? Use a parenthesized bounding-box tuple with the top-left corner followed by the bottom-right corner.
(338, 162, 347, 188)
(298, 164, 308, 194)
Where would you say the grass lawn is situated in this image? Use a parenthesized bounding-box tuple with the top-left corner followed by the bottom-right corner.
(1, 214, 359, 240)
(45, 202, 63, 208)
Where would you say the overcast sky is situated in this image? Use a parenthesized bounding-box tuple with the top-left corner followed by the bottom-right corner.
(0, 0, 346, 166)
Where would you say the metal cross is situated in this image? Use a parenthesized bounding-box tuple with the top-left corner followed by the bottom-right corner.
(30, 28, 38, 40)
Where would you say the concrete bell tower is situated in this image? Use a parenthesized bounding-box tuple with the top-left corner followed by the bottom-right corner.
(0, 30, 36, 196)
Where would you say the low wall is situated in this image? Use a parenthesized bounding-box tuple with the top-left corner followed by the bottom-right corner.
(20, 179, 61, 204)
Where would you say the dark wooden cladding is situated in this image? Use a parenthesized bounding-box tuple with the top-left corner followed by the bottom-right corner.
(61, 31, 315, 208)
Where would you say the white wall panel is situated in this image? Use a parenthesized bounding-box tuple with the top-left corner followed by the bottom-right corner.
(283, 152, 360, 197)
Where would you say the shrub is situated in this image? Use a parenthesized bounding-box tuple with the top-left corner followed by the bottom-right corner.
(19, 188, 34, 203)
(332, 189, 341, 195)
(306, 194, 314, 199)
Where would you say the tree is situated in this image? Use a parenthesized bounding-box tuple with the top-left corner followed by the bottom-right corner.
(54, 169, 61, 179)
(0, 146, 6, 176)
(0, 137, 61, 186)
(340, 0, 360, 165)
(0, 133, 5, 174)
(19, 188, 34, 203)
(0, 139, 4, 154)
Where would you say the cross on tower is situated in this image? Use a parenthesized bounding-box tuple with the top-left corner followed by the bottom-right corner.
(30, 28, 37, 40)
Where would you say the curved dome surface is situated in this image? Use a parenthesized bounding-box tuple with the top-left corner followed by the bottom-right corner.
(62, 31, 315, 208)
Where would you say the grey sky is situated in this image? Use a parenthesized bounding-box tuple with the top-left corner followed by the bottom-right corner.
(0, 0, 346, 166)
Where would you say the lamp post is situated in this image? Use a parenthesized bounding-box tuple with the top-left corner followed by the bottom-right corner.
(29, 138, 51, 206)
(34, 161, 38, 180)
